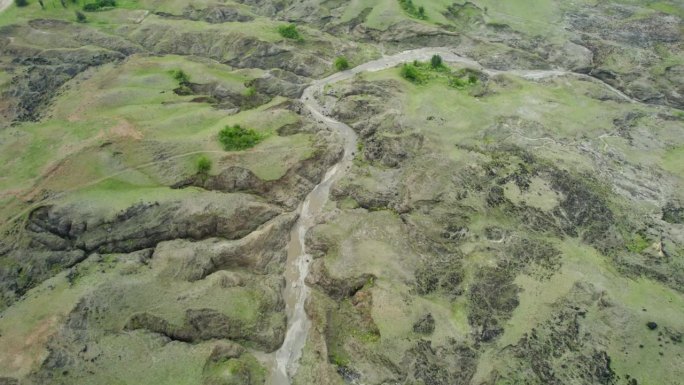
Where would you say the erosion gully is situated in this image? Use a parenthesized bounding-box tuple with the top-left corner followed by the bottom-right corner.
(261, 47, 639, 385)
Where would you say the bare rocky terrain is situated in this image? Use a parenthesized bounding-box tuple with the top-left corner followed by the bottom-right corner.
(0, 1, 682, 385)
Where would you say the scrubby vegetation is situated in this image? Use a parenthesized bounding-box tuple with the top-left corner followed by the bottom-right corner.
(196, 156, 212, 174)
(218, 125, 263, 151)
(430, 54, 443, 69)
(75, 10, 87, 23)
(14, 0, 29, 7)
(400, 59, 480, 90)
(171, 69, 192, 95)
(82, 0, 116, 11)
(277, 24, 302, 41)
(172, 69, 190, 84)
(626, 233, 650, 253)
(400, 62, 427, 84)
(398, 0, 427, 20)
(334, 56, 350, 71)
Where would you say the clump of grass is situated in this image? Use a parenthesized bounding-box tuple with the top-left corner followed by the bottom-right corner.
(14, 0, 29, 6)
(398, 0, 427, 20)
(334, 56, 350, 71)
(83, 0, 116, 11)
(218, 125, 263, 151)
(196, 156, 212, 174)
(278, 24, 302, 41)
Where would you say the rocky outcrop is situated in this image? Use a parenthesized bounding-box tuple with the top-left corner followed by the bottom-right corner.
(181, 5, 254, 23)
(0, 194, 282, 306)
(305, 259, 374, 300)
(150, 212, 298, 280)
(128, 22, 329, 77)
(124, 307, 285, 351)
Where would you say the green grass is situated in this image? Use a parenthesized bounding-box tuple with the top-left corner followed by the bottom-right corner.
(646, 1, 684, 17)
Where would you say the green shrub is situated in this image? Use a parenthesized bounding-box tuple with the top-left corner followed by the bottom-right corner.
(171, 69, 190, 84)
(626, 234, 650, 253)
(196, 156, 212, 174)
(14, 0, 29, 7)
(218, 125, 263, 151)
(397, 0, 427, 19)
(400, 63, 425, 83)
(334, 56, 350, 71)
(75, 11, 87, 23)
(278, 24, 302, 41)
(448, 73, 478, 89)
(243, 86, 256, 97)
(83, 0, 115, 11)
(430, 54, 443, 69)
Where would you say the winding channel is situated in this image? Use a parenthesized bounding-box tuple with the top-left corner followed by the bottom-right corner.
(267, 46, 640, 385)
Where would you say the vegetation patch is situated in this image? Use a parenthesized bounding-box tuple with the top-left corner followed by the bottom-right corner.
(196, 155, 211, 174)
(83, 0, 116, 12)
(277, 23, 302, 41)
(218, 125, 264, 151)
(334, 56, 350, 71)
(626, 233, 650, 254)
(397, 0, 426, 20)
(399, 57, 482, 91)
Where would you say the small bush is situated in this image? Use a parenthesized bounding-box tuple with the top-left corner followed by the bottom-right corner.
(334, 56, 350, 71)
(218, 125, 263, 151)
(278, 24, 302, 41)
(196, 156, 212, 174)
(400, 63, 425, 83)
(76, 11, 87, 23)
(430, 54, 443, 69)
(14, 0, 29, 7)
(172, 69, 190, 84)
(243, 86, 256, 98)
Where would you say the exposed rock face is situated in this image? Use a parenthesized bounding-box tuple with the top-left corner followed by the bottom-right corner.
(306, 259, 374, 300)
(0, 21, 140, 123)
(412, 313, 435, 335)
(401, 340, 478, 385)
(0, 195, 282, 306)
(128, 23, 329, 77)
(181, 5, 254, 23)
